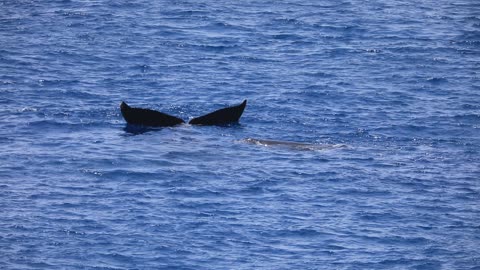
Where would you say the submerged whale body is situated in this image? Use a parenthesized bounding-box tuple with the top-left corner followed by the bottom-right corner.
(243, 138, 347, 151)
(120, 100, 247, 127)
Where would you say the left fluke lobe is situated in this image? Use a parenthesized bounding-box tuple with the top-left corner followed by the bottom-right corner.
(120, 101, 185, 127)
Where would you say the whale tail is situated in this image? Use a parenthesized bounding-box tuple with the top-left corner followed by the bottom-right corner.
(119, 100, 247, 127)
(189, 100, 247, 126)
(120, 101, 185, 127)
(120, 101, 130, 111)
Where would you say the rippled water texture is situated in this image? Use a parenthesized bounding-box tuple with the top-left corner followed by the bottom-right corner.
(1, 0, 479, 269)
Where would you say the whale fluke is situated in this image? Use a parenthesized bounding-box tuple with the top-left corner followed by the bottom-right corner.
(120, 101, 185, 127)
(189, 100, 247, 126)
(120, 100, 247, 127)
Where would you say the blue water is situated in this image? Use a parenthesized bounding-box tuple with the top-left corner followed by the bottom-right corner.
(1, 0, 479, 269)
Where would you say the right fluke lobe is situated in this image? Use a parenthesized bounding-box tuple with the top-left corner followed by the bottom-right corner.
(189, 100, 247, 126)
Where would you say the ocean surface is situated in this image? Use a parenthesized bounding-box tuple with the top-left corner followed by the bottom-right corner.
(1, 0, 479, 269)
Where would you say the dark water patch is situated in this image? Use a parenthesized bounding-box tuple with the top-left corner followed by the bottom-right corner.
(270, 33, 304, 41)
(453, 113, 480, 121)
(461, 103, 480, 110)
(357, 211, 404, 222)
(337, 188, 392, 198)
(192, 43, 241, 52)
(301, 71, 336, 78)
(165, 9, 210, 18)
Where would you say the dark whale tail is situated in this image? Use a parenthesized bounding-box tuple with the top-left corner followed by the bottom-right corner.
(120, 101, 185, 127)
(120, 100, 246, 127)
(189, 100, 247, 126)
